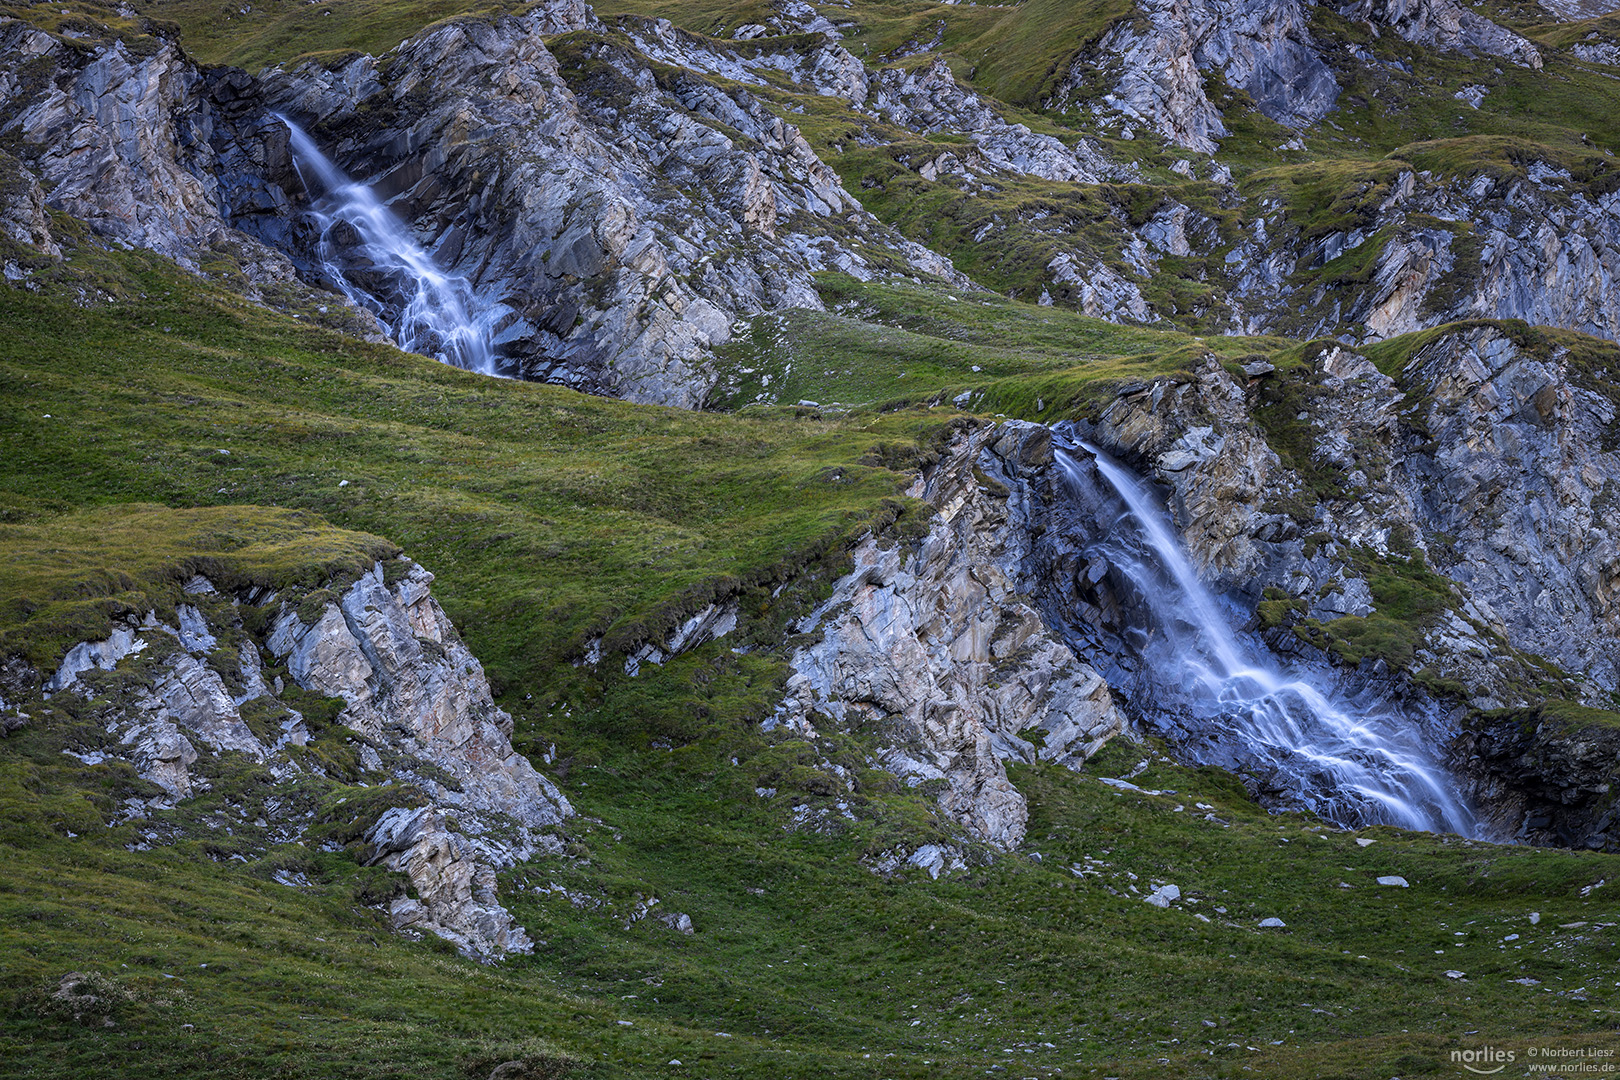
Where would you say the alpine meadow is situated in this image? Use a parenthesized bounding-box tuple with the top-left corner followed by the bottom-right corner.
(5, 0, 1620, 1076)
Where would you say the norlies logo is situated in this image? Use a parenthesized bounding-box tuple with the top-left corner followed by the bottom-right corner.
(1453, 1047, 1517, 1074)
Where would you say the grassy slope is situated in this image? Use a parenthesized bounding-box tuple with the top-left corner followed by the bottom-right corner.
(0, 249, 955, 717)
(7, 719, 1620, 1079)
(2, 3, 1620, 1076)
(710, 273, 1292, 415)
(0, 503, 399, 668)
(2, 234, 1618, 1080)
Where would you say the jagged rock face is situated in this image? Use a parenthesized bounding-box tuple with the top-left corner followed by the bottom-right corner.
(1063, 327, 1620, 840)
(1333, 0, 1542, 69)
(1064, 0, 1533, 150)
(369, 806, 536, 959)
(854, 58, 1130, 186)
(1460, 709, 1620, 848)
(1396, 327, 1620, 692)
(45, 558, 570, 961)
(265, 561, 571, 832)
(0, 6, 965, 405)
(1078, 334, 1620, 698)
(778, 423, 1125, 850)
(1201, 0, 1340, 127)
(245, 13, 962, 406)
(0, 24, 218, 264)
(1237, 168, 1620, 344)
(0, 151, 61, 260)
(1087, 355, 1286, 581)
(1064, 0, 1337, 151)
(1070, 0, 1231, 154)
(0, 18, 386, 330)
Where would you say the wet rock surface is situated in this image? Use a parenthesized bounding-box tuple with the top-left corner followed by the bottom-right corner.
(1035, 327, 1620, 844)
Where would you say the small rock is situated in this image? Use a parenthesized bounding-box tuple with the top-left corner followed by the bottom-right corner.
(1376, 875, 1409, 887)
(1259, 917, 1286, 928)
(1529, 912, 1540, 925)
(1355, 838, 1376, 847)
(1444, 970, 1466, 979)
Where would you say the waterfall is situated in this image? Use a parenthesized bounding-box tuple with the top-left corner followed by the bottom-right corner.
(1056, 440, 1477, 836)
(277, 116, 499, 375)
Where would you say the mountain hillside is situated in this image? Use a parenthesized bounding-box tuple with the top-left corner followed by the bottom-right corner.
(4, 0, 1620, 1076)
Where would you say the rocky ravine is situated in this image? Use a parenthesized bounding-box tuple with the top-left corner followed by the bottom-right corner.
(40, 557, 571, 961)
(1036, 324, 1620, 846)
(11, 0, 1620, 394)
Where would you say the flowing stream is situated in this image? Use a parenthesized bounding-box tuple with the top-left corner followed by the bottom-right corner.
(278, 116, 499, 374)
(1056, 440, 1477, 835)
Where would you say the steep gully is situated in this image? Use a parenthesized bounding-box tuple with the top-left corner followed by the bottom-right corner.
(1056, 437, 1477, 836)
(279, 118, 503, 376)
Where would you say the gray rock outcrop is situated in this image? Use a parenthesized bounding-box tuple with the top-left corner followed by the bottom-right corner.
(45, 556, 570, 961)
(1333, 0, 1542, 70)
(1049, 325, 1620, 842)
(0, 6, 967, 406)
(1060, 0, 1535, 151)
(1397, 326, 1620, 691)
(778, 422, 1125, 850)
(1061, 0, 1336, 152)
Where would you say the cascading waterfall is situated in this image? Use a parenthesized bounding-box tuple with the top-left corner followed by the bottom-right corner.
(277, 116, 499, 375)
(1057, 439, 1477, 836)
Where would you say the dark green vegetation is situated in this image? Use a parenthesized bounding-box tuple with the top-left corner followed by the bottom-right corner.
(712, 273, 1290, 417)
(4, 216, 1620, 1079)
(8, 0, 1620, 1076)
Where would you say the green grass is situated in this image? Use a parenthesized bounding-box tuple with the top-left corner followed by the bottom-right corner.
(9, 3, 1620, 1075)
(7, 716, 1620, 1079)
(0, 248, 960, 711)
(0, 504, 397, 669)
(711, 273, 1292, 416)
(125, 0, 520, 69)
(4, 242, 1619, 1078)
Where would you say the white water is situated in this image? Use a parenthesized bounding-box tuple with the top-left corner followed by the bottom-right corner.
(1058, 442, 1476, 836)
(278, 116, 499, 375)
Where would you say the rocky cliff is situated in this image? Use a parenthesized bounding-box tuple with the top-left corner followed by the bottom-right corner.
(40, 556, 571, 961)
(777, 422, 1125, 851)
(1035, 323, 1620, 844)
(1060, 0, 1539, 152)
(6, 0, 1620, 371)
(0, 1, 969, 405)
(5, 0, 1620, 852)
